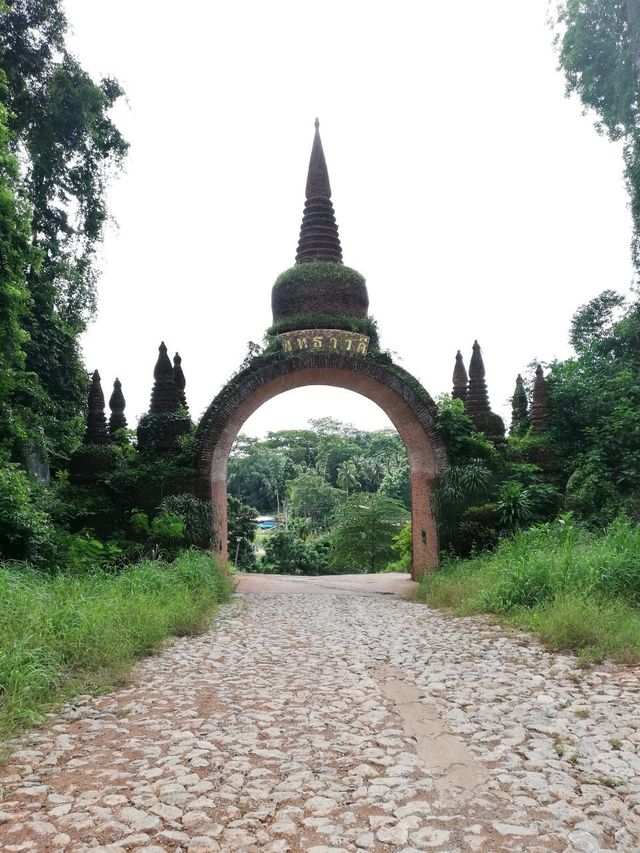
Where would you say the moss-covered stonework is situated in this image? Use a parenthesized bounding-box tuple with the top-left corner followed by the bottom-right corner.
(272, 263, 369, 324)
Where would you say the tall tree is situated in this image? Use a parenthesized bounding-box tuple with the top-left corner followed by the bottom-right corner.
(0, 68, 32, 460)
(555, 0, 640, 271)
(331, 494, 409, 573)
(0, 0, 128, 465)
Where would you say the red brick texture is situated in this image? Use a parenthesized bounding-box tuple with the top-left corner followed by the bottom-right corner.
(195, 354, 448, 580)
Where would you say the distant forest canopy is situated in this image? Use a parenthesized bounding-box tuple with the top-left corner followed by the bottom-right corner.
(228, 418, 410, 515)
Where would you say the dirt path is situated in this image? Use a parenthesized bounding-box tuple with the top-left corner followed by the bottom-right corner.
(1, 574, 639, 852)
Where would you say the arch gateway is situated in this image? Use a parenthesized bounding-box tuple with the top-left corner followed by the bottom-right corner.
(195, 120, 448, 580)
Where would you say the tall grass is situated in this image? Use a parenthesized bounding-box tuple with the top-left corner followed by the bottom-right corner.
(418, 517, 640, 664)
(0, 550, 232, 741)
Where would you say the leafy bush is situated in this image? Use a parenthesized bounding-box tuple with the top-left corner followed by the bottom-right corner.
(0, 463, 56, 567)
(129, 509, 186, 559)
(159, 493, 213, 549)
(436, 396, 499, 466)
(260, 529, 336, 575)
(261, 530, 308, 574)
(228, 494, 257, 570)
(385, 522, 412, 572)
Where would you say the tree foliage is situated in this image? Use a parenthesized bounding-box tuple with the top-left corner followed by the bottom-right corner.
(555, 0, 640, 269)
(331, 494, 409, 573)
(0, 0, 128, 467)
(547, 290, 640, 522)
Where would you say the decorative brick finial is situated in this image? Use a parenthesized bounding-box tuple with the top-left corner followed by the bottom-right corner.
(511, 374, 529, 436)
(108, 378, 127, 436)
(84, 370, 109, 445)
(296, 118, 342, 263)
(452, 350, 468, 402)
(149, 342, 181, 414)
(530, 364, 551, 433)
(465, 341, 489, 417)
(173, 352, 188, 410)
(465, 341, 505, 439)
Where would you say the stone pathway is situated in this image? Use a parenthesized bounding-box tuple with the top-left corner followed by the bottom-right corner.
(1, 573, 640, 852)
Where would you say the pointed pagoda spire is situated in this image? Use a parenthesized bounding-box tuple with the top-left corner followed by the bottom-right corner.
(452, 350, 468, 402)
(530, 364, 551, 433)
(465, 341, 490, 420)
(465, 341, 505, 439)
(173, 352, 188, 410)
(84, 370, 109, 445)
(295, 118, 343, 263)
(108, 378, 127, 437)
(510, 374, 529, 436)
(149, 342, 181, 414)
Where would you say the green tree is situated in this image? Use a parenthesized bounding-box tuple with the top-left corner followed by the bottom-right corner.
(379, 461, 410, 509)
(228, 444, 294, 512)
(227, 495, 257, 570)
(546, 290, 640, 522)
(0, 0, 128, 466)
(0, 71, 32, 460)
(336, 459, 359, 495)
(555, 0, 640, 270)
(287, 473, 344, 530)
(331, 494, 408, 573)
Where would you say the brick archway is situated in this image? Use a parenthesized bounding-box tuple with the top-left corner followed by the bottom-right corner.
(196, 353, 448, 580)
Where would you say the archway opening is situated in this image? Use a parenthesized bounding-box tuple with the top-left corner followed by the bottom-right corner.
(196, 355, 448, 579)
(229, 386, 409, 569)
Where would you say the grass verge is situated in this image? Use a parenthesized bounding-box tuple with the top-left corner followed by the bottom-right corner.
(0, 550, 232, 742)
(418, 517, 640, 664)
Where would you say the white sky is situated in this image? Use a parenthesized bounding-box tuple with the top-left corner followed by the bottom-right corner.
(67, 0, 635, 437)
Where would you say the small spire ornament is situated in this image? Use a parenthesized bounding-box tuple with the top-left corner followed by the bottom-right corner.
(84, 370, 109, 445)
(108, 378, 127, 437)
(173, 353, 188, 410)
(452, 350, 468, 402)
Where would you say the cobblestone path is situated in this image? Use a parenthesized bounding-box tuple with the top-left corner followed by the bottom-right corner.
(1, 576, 640, 852)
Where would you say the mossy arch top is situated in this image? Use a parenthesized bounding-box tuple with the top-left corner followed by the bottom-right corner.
(195, 352, 447, 580)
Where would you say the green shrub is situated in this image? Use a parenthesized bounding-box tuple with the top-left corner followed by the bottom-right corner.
(0, 463, 56, 567)
(260, 529, 336, 575)
(261, 530, 307, 574)
(385, 522, 412, 572)
(159, 494, 213, 549)
(228, 495, 257, 570)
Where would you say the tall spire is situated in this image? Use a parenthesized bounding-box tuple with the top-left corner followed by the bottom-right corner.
(510, 374, 529, 436)
(295, 118, 343, 263)
(452, 350, 468, 402)
(84, 370, 109, 445)
(465, 341, 505, 439)
(465, 341, 490, 420)
(108, 378, 127, 437)
(149, 342, 181, 414)
(530, 364, 551, 433)
(173, 352, 188, 410)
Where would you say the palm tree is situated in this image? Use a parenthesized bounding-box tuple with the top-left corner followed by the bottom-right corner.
(336, 459, 359, 496)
